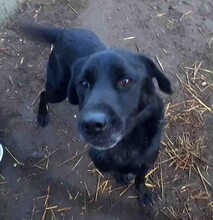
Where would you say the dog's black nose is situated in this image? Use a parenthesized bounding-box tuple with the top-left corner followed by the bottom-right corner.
(80, 112, 107, 135)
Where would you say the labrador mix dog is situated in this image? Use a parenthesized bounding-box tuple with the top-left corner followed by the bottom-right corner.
(20, 23, 172, 206)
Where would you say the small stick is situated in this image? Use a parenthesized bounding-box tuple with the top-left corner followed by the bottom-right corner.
(36, 195, 47, 200)
(33, 148, 59, 166)
(57, 207, 71, 212)
(45, 157, 50, 170)
(197, 166, 212, 189)
(155, 56, 164, 72)
(193, 61, 203, 81)
(162, 48, 168, 54)
(84, 181, 92, 198)
(68, 4, 78, 15)
(119, 181, 134, 197)
(95, 175, 101, 202)
(145, 166, 159, 178)
(41, 208, 47, 220)
(100, 180, 109, 192)
(197, 26, 206, 38)
(108, 186, 123, 194)
(31, 88, 44, 106)
(94, 169, 104, 178)
(0, 174, 6, 180)
(196, 167, 209, 196)
(46, 206, 58, 210)
(34, 165, 45, 170)
(185, 86, 212, 113)
(66, 189, 73, 200)
(83, 189, 87, 213)
(123, 36, 135, 40)
(5, 147, 25, 166)
(135, 43, 141, 52)
(51, 209, 57, 220)
(127, 196, 138, 199)
(208, 37, 213, 48)
(72, 155, 83, 170)
(179, 10, 192, 21)
(157, 13, 166, 17)
(184, 204, 192, 219)
(160, 163, 164, 198)
(9, 75, 13, 84)
(185, 66, 213, 74)
(7, 43, 20, 53)
(191, 192, 209, 200)
(30, 204, 36, 220)
(44, 185, 50, 207)
(74, 192, 80, 200)
(93, 206, 103, 212)
(20, 57, 24, 65)
(0, 181, 7, 185)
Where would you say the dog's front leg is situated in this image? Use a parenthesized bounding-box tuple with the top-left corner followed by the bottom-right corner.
(135, 124, 162, 206)
(135, 167, 154, 206)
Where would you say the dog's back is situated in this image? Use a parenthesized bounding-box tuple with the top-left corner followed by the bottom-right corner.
(19, 23, 106, 58)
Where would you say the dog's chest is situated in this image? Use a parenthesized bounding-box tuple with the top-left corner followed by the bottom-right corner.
(89, 144, 147, 174)
(112, 146, 147, 172)
(89, 122, 161, 174)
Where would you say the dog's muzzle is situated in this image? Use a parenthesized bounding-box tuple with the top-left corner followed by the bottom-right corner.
(79, 106, 123, 149)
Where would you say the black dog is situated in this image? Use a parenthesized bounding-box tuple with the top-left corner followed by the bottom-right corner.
(21, 23, 172, 206)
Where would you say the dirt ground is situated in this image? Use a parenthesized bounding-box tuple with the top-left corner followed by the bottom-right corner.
(0, 0, 213, 219)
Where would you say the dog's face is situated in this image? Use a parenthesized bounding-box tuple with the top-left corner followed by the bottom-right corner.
(68, 49, 172, 150)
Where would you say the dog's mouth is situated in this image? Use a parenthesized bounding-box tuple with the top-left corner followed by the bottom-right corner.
(80, 128, 123, 150)
(90, 132, 123, 150)
(91, 142, 118, 151)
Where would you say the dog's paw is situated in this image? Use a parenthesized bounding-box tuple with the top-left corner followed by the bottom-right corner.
(37, 113, 50, 127)
(138, 186, 154, 206)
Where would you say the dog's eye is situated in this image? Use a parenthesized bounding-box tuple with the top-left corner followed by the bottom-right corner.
(79, 80, 90, 89)
(118, 78, 134, 89)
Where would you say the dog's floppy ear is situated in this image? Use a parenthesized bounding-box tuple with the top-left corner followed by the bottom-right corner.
(67, 58, 86, 105)
(140, 55, 173, 94)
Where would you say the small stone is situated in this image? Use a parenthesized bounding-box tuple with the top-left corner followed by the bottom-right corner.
(201, 81, 207, 87)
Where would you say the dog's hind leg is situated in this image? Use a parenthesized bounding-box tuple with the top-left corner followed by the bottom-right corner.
(37, 83, 67, 127)
(37, 49, 69, 127)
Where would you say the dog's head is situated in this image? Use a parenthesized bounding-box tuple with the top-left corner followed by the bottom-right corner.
(68, 49, 172, 150)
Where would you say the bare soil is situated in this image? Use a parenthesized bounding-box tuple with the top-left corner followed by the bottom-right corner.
(0, 0, 213, 219)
